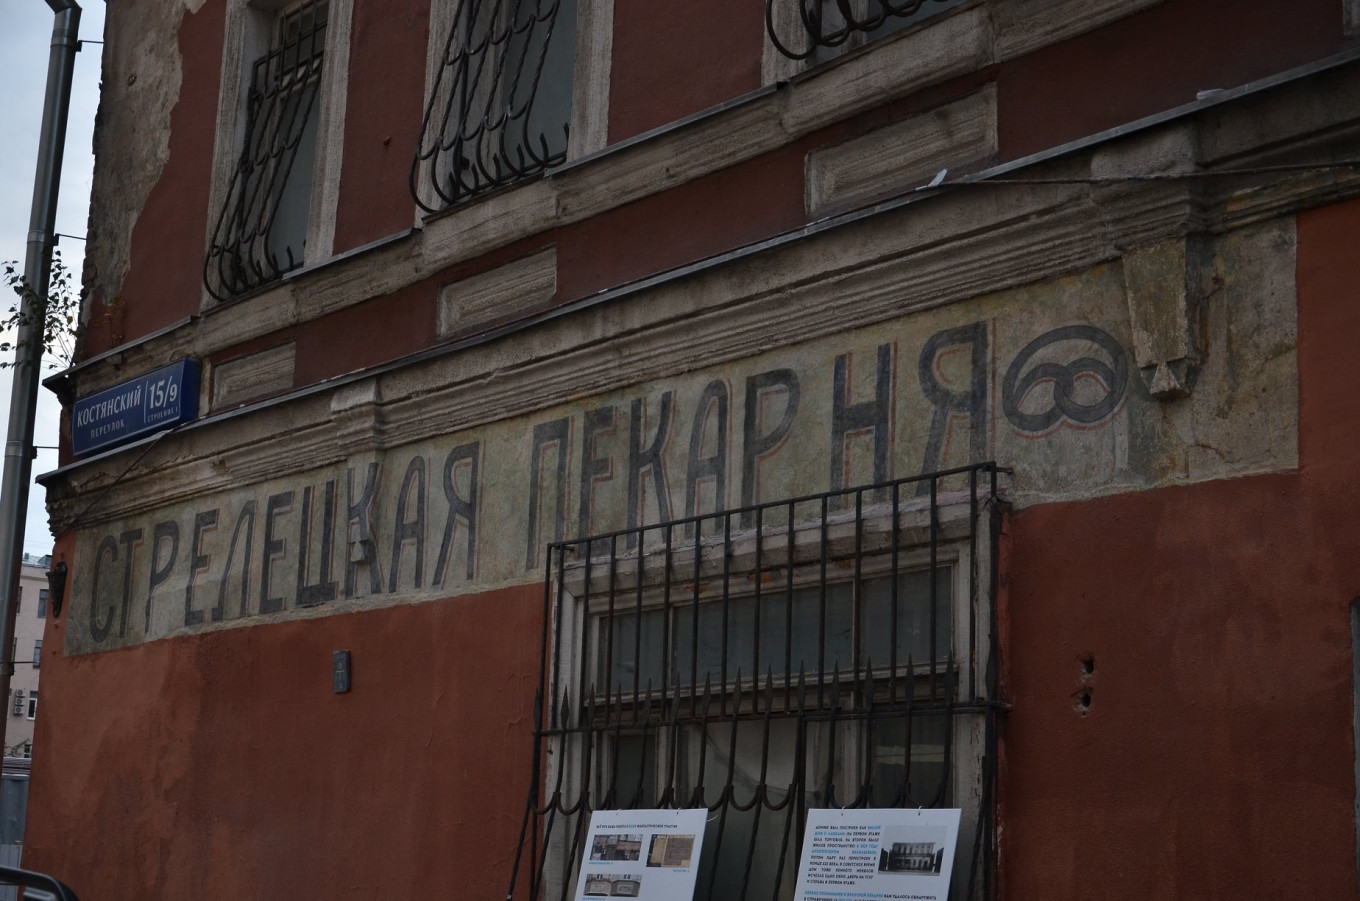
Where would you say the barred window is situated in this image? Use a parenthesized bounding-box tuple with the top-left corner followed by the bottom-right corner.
(412, 0, 579, 211)
(205, 0, 329, 301)
(509, 465, 1005, 901)
(767, 0, 967, 64)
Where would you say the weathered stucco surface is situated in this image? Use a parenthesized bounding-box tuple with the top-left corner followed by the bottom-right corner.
(65, 223, 1297, 655)
(81, 0, 202, 326)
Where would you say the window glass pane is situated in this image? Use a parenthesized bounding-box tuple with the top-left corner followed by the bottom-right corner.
(672, 595, 756, 688)
(598, 608, 665, 695)
(861, 567, 951, 667)
(870, 712, 949, 807)
(742, 584, 855, 680)
(507, 0, 576, 165)
(265, 82, 319, 270)
(37, 589, 47, 619)
(864, 0, 968, 40)
(610, 732, 656, 808)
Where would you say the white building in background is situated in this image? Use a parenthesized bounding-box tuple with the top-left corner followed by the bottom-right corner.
(6, 556, 49, 759)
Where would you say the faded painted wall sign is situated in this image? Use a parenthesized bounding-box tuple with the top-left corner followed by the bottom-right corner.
(66, 246, 1298, 654)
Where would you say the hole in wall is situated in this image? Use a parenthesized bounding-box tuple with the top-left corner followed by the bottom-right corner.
(1080, 654, 1095, 676)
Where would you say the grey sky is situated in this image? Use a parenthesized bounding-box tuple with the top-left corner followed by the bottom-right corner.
(0, 0, 106, 556)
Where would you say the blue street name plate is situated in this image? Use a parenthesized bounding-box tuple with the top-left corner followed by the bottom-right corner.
(72, 359, 201, 458)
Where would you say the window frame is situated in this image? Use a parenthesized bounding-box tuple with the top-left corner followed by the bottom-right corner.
(412, 0, 614, 216)
(203, 0, 354, 305)
(519, 466, 1003, 901)
(26, 691, 37, 722)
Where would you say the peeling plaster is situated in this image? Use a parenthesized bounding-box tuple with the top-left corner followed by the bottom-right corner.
(82, 0, 196, 334)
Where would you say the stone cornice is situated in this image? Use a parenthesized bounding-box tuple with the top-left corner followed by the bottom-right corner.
(42, 66, 1360, 532)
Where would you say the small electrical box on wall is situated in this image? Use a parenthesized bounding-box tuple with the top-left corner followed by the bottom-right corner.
(333, 650, 351, 694)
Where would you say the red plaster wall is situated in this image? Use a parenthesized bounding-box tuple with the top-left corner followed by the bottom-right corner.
(23, 583, 541, 900)
(291, 278, 436, 384)
(999, 197, 1360, 898)
(331, 0, 430, 254)
(553, 141, 808, 302)
(607, 0, 765, 143)
(996, 0, 1351, 160)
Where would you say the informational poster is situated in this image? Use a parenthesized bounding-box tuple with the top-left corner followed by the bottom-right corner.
(575, 808, 708, 900)
(794, 808, 962, 901)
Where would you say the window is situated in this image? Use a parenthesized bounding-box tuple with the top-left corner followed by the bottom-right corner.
(766, 0, 967, 68)
(32, 640, 41, 669)
(508, 464, 1004, 901)
(205, 0, 330, 300)
(26, 691, 37, 722)
(412, 0, 580, 211)
(37, 589, 47, 619)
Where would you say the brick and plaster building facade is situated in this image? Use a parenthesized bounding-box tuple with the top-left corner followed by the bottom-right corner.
(24, 0, 1360, 897)
(6, 557, 49, 759)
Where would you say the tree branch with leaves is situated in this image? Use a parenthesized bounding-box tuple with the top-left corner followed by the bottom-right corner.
(0, 251, 76, 371)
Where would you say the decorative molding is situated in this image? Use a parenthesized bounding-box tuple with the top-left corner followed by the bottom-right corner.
(211, 342, 297, 411)
(305, 0, 355, 261)
(806, 85, 997, 216)
(61, 54, 1360, 434)
(568, 0, 615, 159)
(1122, 238, 1203, 398)
(437, 248, 558, 340)
(48, 101, 1328, 529)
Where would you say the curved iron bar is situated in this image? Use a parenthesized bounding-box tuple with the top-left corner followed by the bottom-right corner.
(514, 464, 1006, 900)
(766, 0, 956, 61)
(411, 0, 571, 212)
(205, 1, 326, 301)
(0, 866, 80, 901)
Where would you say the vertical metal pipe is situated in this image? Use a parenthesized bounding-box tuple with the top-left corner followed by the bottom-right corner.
(0, 0, 81, 758)
(1351, 599, 1360, 892)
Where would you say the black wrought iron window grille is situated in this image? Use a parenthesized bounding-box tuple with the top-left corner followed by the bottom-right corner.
(766, 0, 965, 62)
(411, 0, 578, 212)
(204, 0, 328, 302)
(509, 464, 1007, 901)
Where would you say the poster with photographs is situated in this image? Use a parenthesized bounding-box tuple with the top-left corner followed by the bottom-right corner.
(575, 809, 707, 900)
(793, 808, 962, 901)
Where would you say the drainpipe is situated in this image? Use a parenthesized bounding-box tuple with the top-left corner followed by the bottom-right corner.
(0, 0, 82, 757)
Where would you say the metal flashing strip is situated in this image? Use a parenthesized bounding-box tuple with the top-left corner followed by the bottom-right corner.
(44, 316, 194, 389)
(39, 49, 1360, 487)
